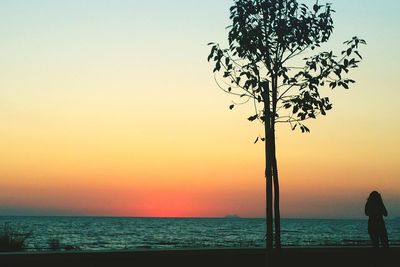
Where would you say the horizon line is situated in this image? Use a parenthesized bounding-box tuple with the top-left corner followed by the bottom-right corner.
(0, 214, 385, 220)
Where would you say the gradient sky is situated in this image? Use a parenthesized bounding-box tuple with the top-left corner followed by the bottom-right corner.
(0, 0, 399, 218)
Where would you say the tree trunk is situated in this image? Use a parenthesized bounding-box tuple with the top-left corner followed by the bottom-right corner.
(271, 131, 281, 249)
(263, 82, 273, 251)
(265, 124, 273, 251)
(271, 76, 281, 249)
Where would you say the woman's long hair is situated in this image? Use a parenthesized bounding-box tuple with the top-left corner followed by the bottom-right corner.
(366, 191, 386, 218)
(368, 191, 383, 204)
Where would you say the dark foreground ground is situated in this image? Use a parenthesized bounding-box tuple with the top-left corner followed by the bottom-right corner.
(0, 248, 398, 267)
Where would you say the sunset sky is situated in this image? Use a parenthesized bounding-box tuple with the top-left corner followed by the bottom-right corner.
(0, 0, 399, 218)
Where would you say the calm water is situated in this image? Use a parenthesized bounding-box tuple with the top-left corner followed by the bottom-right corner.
(1, 216, 399, 251)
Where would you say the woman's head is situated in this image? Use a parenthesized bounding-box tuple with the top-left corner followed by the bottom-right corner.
(368, 191, 382, 202)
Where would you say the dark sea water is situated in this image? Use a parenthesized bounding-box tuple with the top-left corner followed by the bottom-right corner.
(1, 216, 399, 251)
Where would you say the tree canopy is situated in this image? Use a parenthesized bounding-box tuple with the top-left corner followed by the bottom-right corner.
(208, 0, 366, 133)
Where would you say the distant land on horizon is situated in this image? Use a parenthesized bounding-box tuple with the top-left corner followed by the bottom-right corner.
(224, 214, 241, 219)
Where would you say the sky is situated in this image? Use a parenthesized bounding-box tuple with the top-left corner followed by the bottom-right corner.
(0, 0, 399, 219)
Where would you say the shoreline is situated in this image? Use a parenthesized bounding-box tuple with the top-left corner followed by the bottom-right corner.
(7, 244, 400, 252)
(1, 247, 398, 267)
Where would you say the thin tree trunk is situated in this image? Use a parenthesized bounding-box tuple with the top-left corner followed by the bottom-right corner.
(265, 125, 273, 251)
(271, 76, 281, 249)
(263, 82, 273, 251)
(271, 131, 281, 249)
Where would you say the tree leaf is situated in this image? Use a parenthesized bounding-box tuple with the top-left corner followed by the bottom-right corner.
(247, 115, 258, 122)
(355, 51, 363, 59)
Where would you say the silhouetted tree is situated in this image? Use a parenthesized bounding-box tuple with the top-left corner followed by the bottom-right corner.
(208, 0, 365, 250)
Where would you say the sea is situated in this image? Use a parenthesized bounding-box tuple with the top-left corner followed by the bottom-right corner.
(1, 216, 399, 251)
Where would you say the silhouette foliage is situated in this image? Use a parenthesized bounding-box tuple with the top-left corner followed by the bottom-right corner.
(0, 223, 31, 252)
(208, 0, 365, 249)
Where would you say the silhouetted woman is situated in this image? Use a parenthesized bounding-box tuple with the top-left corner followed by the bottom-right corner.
(365, 191, 389, 248)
